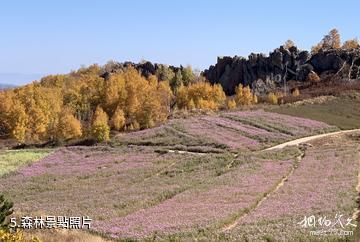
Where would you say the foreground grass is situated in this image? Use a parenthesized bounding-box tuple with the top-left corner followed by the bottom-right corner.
(0, 149, 52, 177)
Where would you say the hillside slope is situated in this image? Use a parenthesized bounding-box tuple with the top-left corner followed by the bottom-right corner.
(1, 110, 358, 241)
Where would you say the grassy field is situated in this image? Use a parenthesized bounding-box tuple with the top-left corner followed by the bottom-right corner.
(268, 92, 360, 130)
(0, 149, 52, 177)
(116, 109, 337, 152)
(0, 108, 358, 241)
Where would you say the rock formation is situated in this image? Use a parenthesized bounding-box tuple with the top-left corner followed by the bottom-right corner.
(100, 61, 181, 80)
(203, 47, 360, 95)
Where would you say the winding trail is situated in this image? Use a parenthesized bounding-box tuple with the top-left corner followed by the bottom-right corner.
(265, 129, 360, 151)
(221, 128, 360, 233)
(221, 152, 304, 232)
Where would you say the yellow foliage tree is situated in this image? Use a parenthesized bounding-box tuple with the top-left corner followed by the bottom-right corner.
(197, 99, 218, 110)
(177, 81, 226, 111)
(10, 102, 28, 143)
(187, 99, 196, 110)
(111, 107, 126, 131)
(342, 39, 360, 50)
(267, 92, 278, 105)
(157, 80, 173, 114)
(226, 99, 237, 109)
(56, 109, 82, 140)
(104, 73, 127, 116)
(284, 39, 295, 49)
(91, 106, 110, 142)
(175, 84, 189, 110)
(235, 84, 256, 105)
(0, 91, 15, 134)
(253, 94, 258, 104)
(27, 105, 48, 142)
(312, 28, 341, 53)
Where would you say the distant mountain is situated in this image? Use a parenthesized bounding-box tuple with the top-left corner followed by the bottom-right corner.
(0, 73, 43, 86)
(0, 83, 16, 90)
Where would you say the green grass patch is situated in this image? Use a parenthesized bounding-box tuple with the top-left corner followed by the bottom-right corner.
(0, 149, 52, 177)
(268, 93, 360, 130)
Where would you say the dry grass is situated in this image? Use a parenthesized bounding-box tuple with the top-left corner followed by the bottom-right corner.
(24, 229, 110, 242)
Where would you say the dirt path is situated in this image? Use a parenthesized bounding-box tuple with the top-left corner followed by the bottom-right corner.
(167, 149, 208, 155)
(221, 152, 304, 232)
(221, 129, 360, 232)
(265, 129, 360, 151)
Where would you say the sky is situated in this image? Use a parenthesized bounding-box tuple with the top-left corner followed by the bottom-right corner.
(1, 0, 360, 85)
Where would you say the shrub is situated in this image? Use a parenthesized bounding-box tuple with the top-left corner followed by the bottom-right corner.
(253, 94, 258, 104)
(307, 71, 321, 83)
(0, 194, 13, 229)
(292, 88, 300, 97)
(0, 230, 41, 242)
(267, 92, 278, 105)
(226, 99, 237, 109)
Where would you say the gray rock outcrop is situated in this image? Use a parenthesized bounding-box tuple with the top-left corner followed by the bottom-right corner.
(203, 47, 360, 95)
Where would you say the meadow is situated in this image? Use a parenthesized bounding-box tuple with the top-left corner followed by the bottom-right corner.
(1, 108, 359, 241)
(269, 92, 360, 130)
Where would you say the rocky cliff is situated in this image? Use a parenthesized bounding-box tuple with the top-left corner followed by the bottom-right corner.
(203, 47, 360, 95)
(100, 61, 181, 80)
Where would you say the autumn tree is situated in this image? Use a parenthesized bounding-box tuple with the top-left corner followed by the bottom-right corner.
(175, 84, 189, 110)
(104, 73, 127, 117)
(311, 42, 323, 54)
(284, 39, 295, 49)
(111, 106, 126, 131)
(91, 106, 110, 142)
(0, 91, 15, 135)
(323, 28, 341, 49)
(267, 92, 278, 105)
(40, 74, 65, 88)
(155, 65, 175, 82)
(56, 109, 82, 140)
(175, 81, 226, 111)
(157, 80, 174, 113)
(312, 28, 341, 53)
(235, 84, 256, 105)
(188, 99, 196, 110)
(342, 38, 360, 50)
(253, 94, 258, 104)
(171, 69, 183, 91)
(226, 99, 237, 109)
(181, 65, 195, 86)
(9, 102, 28, 143)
